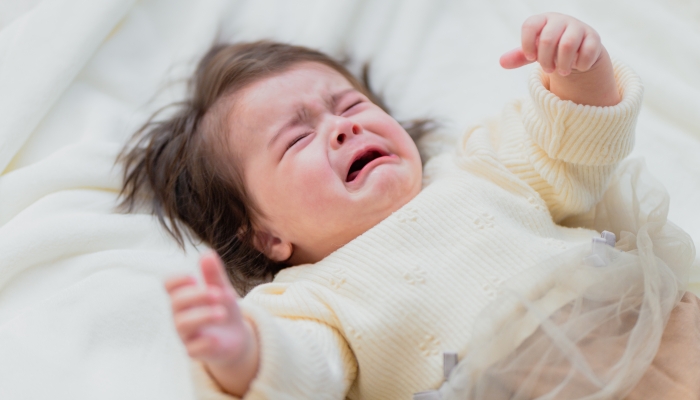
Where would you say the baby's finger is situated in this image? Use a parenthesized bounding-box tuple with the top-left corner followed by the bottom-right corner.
(165, 275, 197, 294)
(537, 19, 567, 73)
(174, 305, 227, 339)
(574, 31, 602, 72)
(185, 334, 218, 359)
(200, 251, 235, 293)
(499, 48, 534, 69)
(222, 287, 245, 321)
(556, 26, 584, 76)
(171, 285, 222, 313)
(521, 14, 547, 61)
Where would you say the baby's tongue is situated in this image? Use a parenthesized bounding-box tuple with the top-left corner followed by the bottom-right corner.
(347, 170, 361, 182)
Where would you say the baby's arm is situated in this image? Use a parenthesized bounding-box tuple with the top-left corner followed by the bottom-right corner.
(500, 13, 620, 107)
(166, 252, 357, 398)
(165, 252, 259, 397)
(466, 13, 643, 222)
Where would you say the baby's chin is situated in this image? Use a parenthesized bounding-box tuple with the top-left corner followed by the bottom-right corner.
(359, 165, 422, 213)
(293, 170, 421, 265)
(326, 181, 419, 257)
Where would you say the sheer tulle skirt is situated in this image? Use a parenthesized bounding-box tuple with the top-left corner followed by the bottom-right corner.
(441, 159, 697, 400)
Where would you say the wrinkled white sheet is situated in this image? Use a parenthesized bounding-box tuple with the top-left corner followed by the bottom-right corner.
(0, 0, 699, 399)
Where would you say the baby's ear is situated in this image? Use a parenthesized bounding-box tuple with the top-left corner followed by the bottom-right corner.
(252, 230, 293, 262)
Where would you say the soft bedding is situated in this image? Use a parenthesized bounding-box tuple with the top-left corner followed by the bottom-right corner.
(1, 0, 699, 399)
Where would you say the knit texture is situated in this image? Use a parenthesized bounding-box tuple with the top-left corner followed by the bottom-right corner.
(194, 61, 643, 400)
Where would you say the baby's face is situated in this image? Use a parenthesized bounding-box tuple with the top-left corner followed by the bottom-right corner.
(228, 62, 422, 265)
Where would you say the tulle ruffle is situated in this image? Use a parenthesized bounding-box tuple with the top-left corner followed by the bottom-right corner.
(441, 159, 696, 400)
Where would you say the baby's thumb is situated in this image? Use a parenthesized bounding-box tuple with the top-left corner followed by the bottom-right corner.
(499, 47, 533, 69)
(200, 251, 234, 292)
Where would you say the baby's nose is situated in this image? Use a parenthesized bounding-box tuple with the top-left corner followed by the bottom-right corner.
(335, 122, 362, 145)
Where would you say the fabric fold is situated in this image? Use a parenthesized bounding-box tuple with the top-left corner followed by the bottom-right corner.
(0, 0, 134, 173)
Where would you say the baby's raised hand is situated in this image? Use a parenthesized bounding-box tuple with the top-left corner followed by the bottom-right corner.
(165, 252, 259, 396)
(500, 12, 620, 107)
(500, 13, 604, 76)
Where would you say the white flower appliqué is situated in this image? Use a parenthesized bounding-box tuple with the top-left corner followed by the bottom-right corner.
(473, 212, 495, 229)
(329, 267, 347, 290)
(347, 326, 363, 349)
(419, 334, 441, 357)
(403, 265, 427, 285)
(396, 205, 419, 223)
(528, 196, 547, 212)
(544, 237, 567, 249)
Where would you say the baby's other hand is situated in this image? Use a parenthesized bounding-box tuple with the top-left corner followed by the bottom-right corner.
(165, 251, 254, 367)
(500, 13, 604, 76)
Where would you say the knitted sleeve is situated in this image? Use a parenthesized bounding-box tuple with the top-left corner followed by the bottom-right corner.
(192, 298, 356, 400)
(494, 61, 644, 222)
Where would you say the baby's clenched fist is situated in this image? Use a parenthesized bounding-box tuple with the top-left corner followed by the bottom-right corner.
(500, 12, 620, 107)
(500, 12, 605, 76)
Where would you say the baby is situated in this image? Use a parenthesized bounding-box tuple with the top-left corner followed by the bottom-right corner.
(120, 12, 644, 399)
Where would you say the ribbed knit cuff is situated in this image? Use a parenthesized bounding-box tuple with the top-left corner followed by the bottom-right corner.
(524, 60, 644, 165)
(192, 296, 351, 399)
(240, 301, 347, 399)
(189, 303, 291, 400)
(238, 302, 293, 400)
(191, 360, 239, 400)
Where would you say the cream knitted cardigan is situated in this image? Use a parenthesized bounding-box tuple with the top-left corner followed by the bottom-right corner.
(194, 62, 643, 400)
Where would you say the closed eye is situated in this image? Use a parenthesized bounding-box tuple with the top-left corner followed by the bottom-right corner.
(287, 132, 311, 150)
(342, 101, 362, 114)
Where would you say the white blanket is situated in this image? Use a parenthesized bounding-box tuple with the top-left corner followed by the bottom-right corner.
(1, 0, 699, 399)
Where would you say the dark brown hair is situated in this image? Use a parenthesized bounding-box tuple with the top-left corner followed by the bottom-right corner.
(117, 40, 431, 294)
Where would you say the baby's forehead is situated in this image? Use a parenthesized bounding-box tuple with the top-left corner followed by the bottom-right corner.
(232, 64, 357, 122)
(220, 62, 363, 158)
(249, 63, 354, 101)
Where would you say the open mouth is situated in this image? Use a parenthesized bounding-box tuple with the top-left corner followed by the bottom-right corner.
(346, 149, 388, 182)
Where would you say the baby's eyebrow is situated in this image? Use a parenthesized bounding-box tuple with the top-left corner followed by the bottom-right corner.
(267, 108, 309, 149)
(326, 88, 357, 109)
(267, 88, 358, 149)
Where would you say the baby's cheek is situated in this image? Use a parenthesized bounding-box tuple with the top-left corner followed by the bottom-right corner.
(282, 162, 342, 217)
